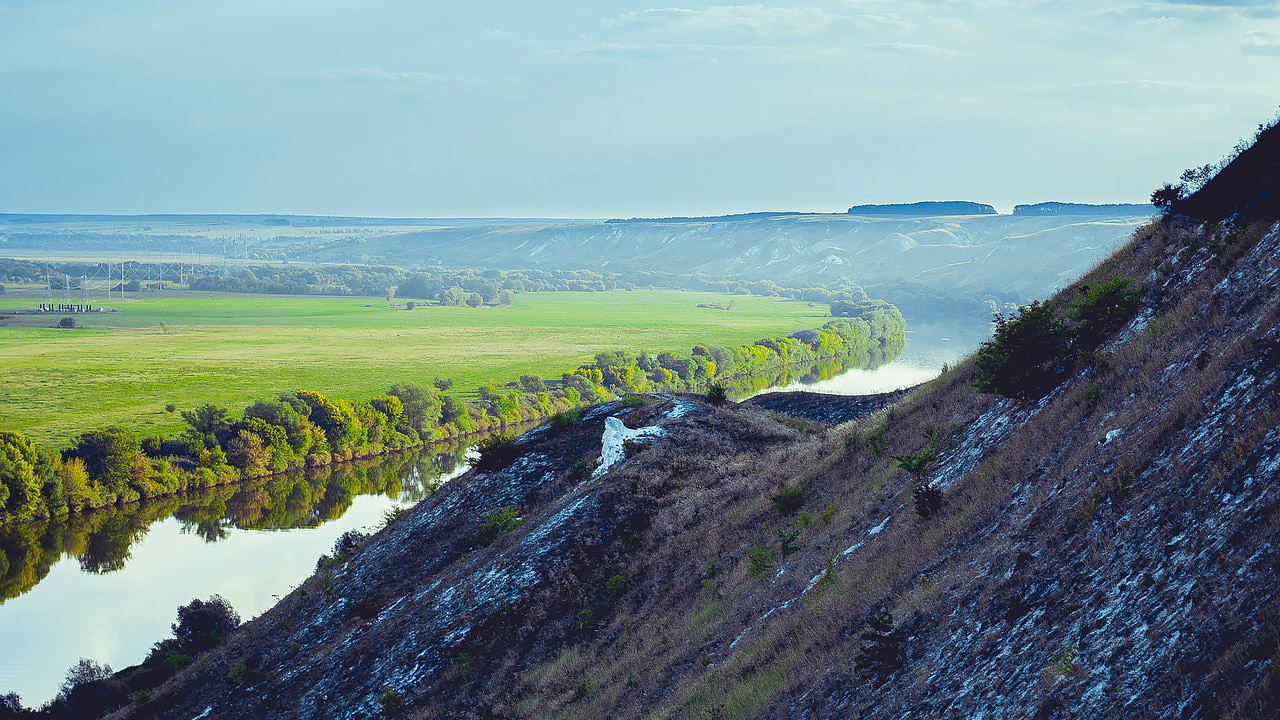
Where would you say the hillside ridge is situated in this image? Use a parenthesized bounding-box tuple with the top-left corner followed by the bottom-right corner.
(91, 206, 1280, 719)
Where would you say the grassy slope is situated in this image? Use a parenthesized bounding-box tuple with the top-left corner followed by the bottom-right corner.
(103, 215, 1280, 720)
(0, 288, 828, 445)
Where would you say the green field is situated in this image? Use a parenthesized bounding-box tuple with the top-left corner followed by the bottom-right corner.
(0, 287, 829, 445)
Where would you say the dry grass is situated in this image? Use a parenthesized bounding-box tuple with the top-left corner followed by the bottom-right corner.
(483, 216, 1280, 719)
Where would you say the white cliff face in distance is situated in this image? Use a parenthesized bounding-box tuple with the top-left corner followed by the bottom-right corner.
(295, 210, 1151, 309)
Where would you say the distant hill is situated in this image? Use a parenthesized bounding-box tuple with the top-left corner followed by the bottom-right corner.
(605, 212, 813, 223)
(1013, 201, 1153, 216)
(847, 201, 996, 216)
(0, 206, 1154, 320)
(292, 212, 1147, 319)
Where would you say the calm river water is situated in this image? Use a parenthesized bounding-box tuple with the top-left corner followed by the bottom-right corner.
(0, 317, 990, 706)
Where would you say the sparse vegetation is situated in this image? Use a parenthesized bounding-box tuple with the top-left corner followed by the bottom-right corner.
(378, 687, 404, 714)
(864, 424, 888, 457)
(1067, 276, 1140, 348)
(892, 439, 937, 477)
(777, 527, 801, 558)
(381, 505, 407, 529)
(1046, 643, 1080, 679)
(549, 408, 582, 432)
(476, 506, 523, 545)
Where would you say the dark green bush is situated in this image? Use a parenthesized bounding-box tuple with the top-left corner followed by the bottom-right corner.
(706, 383, 728, 405)
(854, 608, 907, 685)
(973, 301, 1070, 399)
(475, 433, 518, 471)
(913, 484, 943, 518)
(475, 506, 523, 546)
(1066, 276, 1140, 349)
(332, 530, 368, 560)
(549, 408, 582, 432)
(746, 544, 775, 578)
(172, 595, 240, 655)
(769, 486, 805, 514)
(605, 574, 625, 593)
(892, 439, 937, 477)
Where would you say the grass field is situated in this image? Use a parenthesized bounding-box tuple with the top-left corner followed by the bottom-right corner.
(0, 287, 829, 445)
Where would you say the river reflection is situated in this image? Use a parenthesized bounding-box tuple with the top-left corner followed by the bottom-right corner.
(0, 447, 470, 706)
(753, 318, 992, 397)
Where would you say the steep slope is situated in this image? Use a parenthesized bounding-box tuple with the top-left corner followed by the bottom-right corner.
(102, 206, 1280, 719)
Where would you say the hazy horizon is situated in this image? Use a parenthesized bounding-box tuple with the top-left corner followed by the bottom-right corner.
(3, 1, 1278, 217)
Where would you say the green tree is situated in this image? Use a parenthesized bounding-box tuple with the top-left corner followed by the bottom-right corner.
(388, 382, 442, 434)
(181, 405, 233, 440)
(294, 391, 365, 458)
(441, 286, 466, 306)
(172, 595, 240, 654)
(226, 429, 270, 475)
(66, 427, 144, 499)
(466, 292, 483, 308)
(0, 430, 47, 522)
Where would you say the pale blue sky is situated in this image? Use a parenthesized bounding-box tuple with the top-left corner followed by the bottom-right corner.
(1, 1, 1277, 216)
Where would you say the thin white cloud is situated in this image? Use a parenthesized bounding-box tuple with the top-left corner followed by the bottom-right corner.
(1242, 29, 1280, 54)
(602, 4, 856, 35)
(287, 68, 515, 95)
(862, 42, 957, 57)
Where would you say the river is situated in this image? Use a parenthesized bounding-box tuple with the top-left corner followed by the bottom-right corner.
(0, 317, 990, 706)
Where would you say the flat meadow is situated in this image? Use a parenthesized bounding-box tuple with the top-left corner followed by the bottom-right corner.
(0, 286, 828, 445)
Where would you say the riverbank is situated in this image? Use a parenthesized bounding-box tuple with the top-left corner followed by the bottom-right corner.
(0, 309, 904, 527)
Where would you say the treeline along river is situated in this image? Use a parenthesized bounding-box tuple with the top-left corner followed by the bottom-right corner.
(0, 304, 917, 706)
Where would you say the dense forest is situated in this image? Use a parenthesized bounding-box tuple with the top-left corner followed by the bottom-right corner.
(0, 259, 877, 308)
(0, 304, 903, 527)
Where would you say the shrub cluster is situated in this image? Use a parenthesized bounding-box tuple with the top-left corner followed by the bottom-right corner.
(973, 278, 1140, 399)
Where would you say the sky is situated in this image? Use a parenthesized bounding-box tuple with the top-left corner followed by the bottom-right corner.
(1, 1, 1278, 217)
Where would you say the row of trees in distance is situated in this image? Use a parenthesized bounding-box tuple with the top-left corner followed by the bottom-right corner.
(0, 259, 878, 309)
